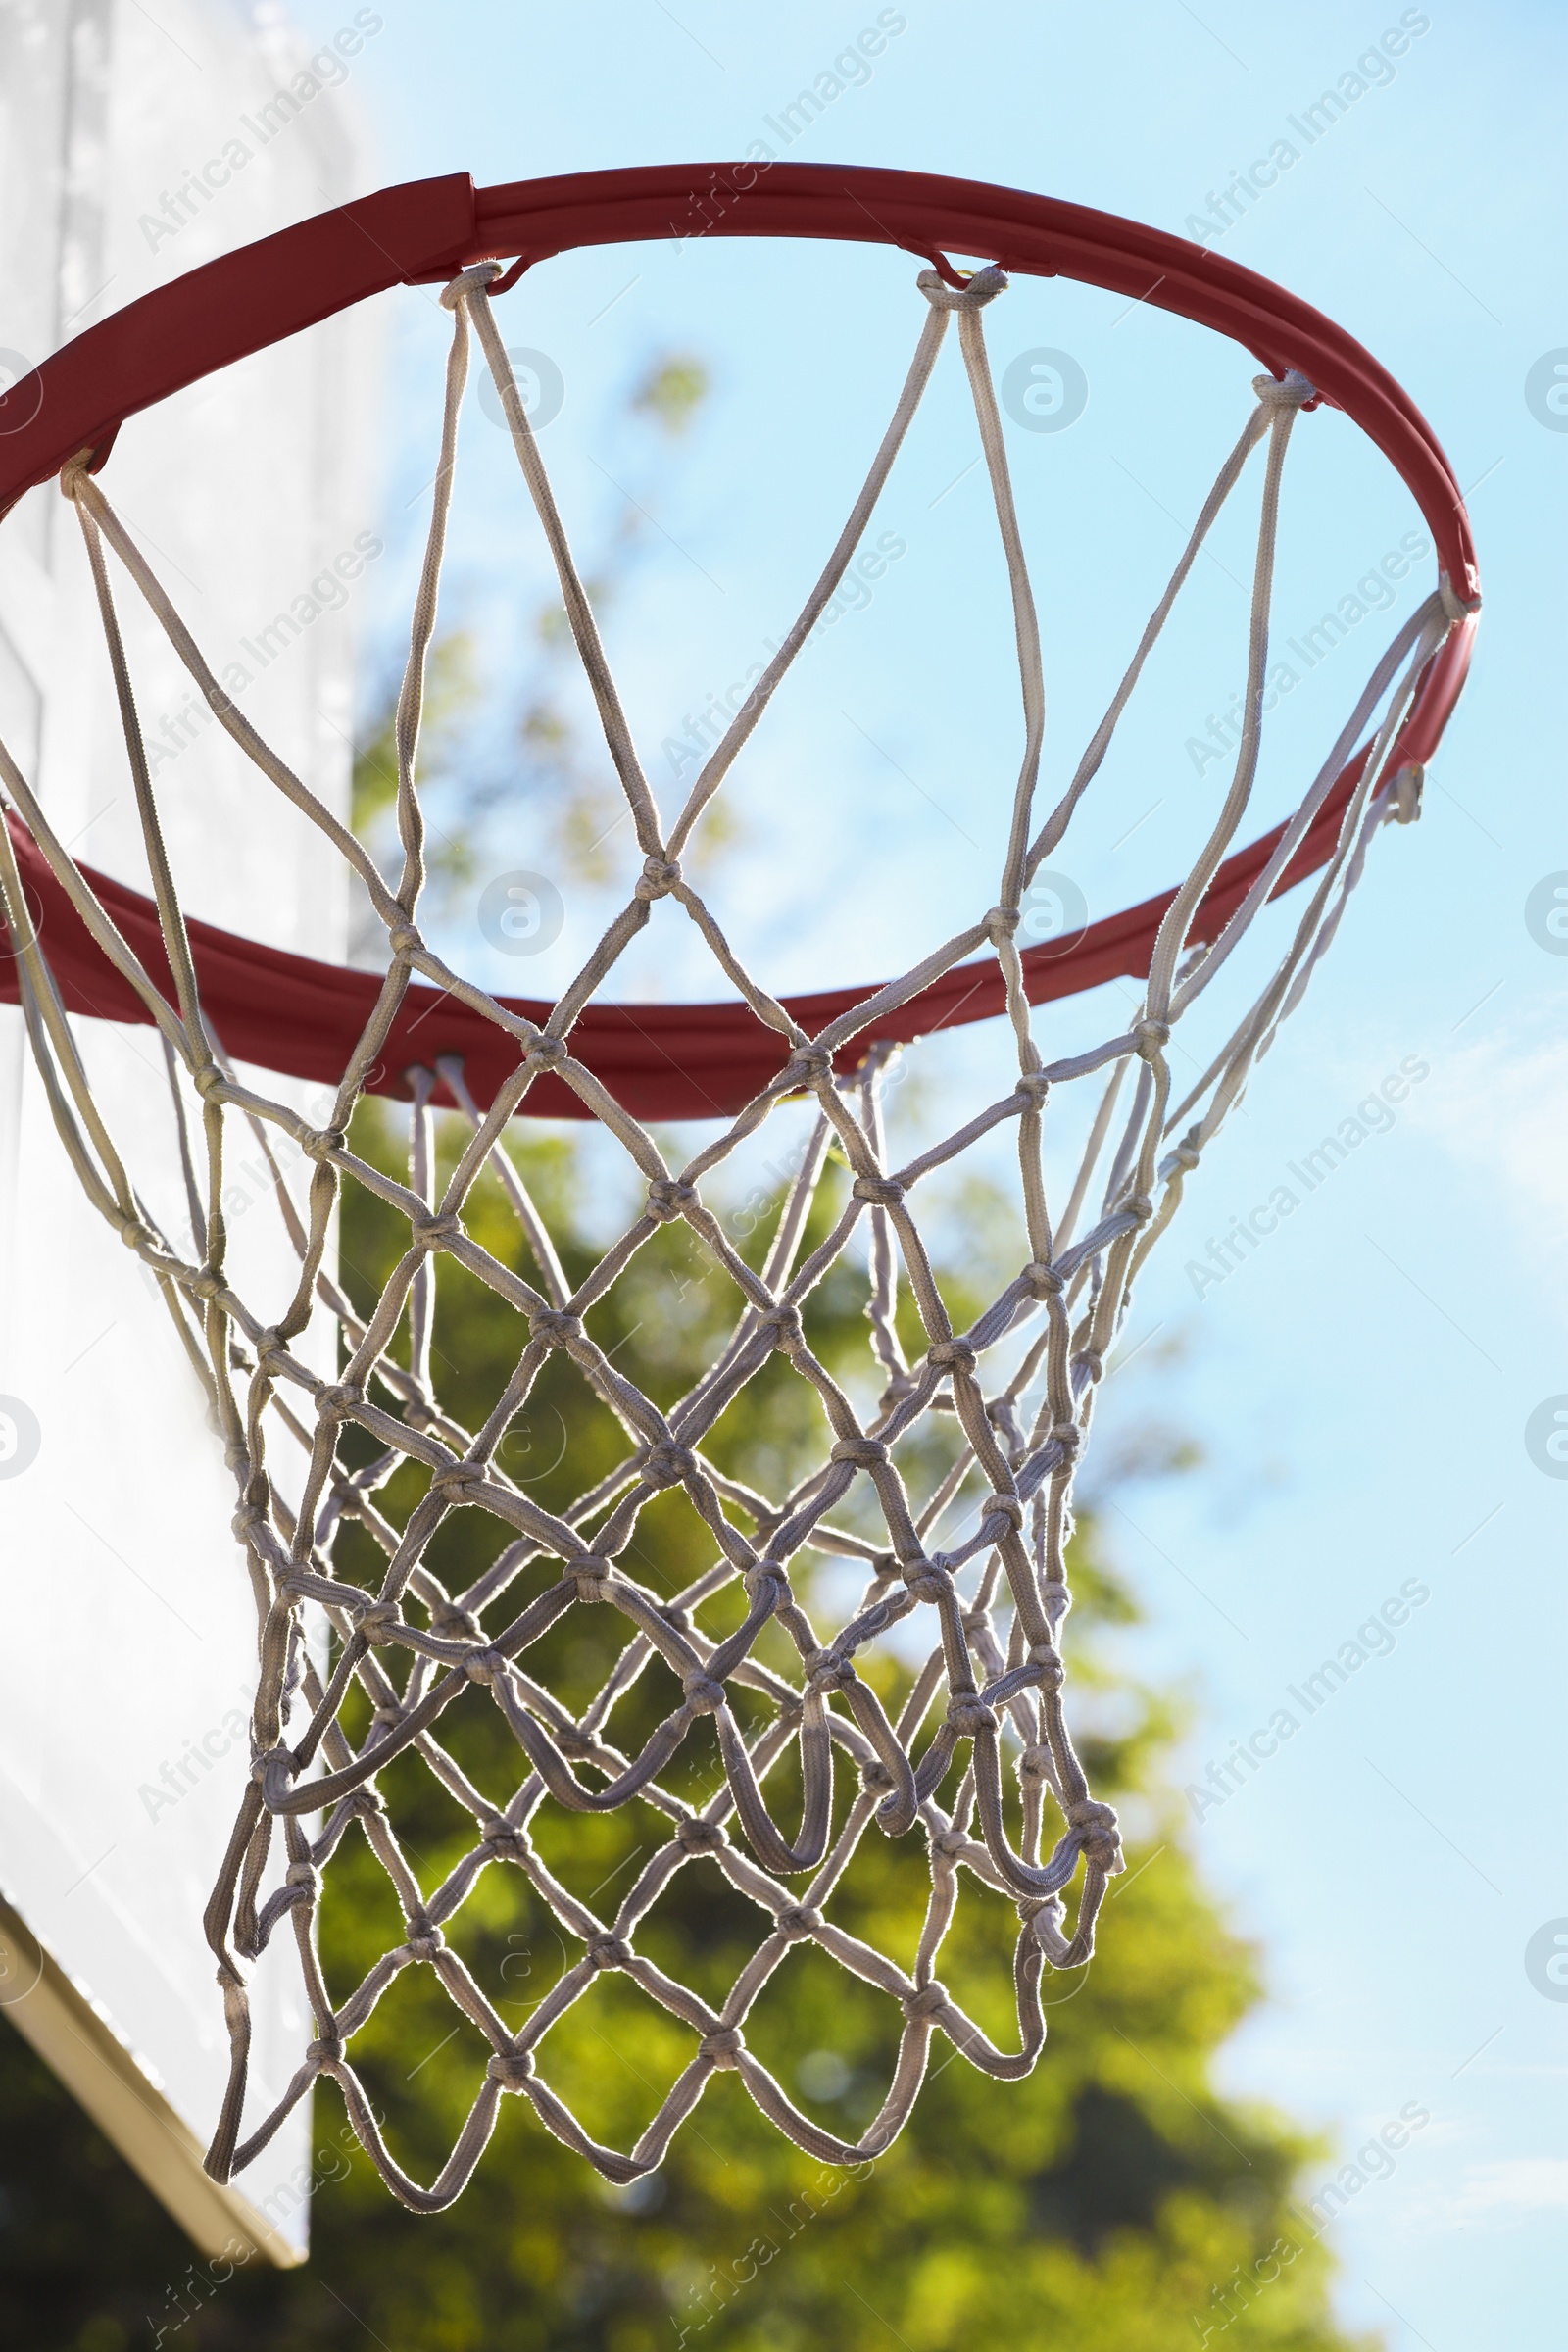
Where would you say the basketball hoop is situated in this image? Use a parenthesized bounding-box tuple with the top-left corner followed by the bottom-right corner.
(0, 165, 1478, 2208)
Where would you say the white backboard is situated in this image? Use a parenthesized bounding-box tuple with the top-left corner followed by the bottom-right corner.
(0, 0, 375, 2264)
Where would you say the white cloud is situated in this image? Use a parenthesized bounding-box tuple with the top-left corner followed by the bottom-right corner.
(1405, 1022, 1568, 1292)
(1452, 2158, 1568, 2216)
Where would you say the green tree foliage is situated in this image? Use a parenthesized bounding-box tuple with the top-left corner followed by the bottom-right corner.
(1, 1112, 1371, 2352)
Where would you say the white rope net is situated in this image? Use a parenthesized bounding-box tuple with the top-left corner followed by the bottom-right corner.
(0, 258, 1463, 2211)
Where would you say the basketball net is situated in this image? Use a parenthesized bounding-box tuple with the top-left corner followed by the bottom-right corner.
(0, 255, 1468, 2207)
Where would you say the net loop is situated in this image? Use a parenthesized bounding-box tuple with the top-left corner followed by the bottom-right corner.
(440, 260, 505, 310)
(1252, 366, 1317, 410)
(916, 262, 1008, 311)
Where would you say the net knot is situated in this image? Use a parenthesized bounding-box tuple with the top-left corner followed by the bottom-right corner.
(230, 1499, 269, 1545)
(637, 1439, 696, 1489)
(356, 1601, 400, 1646)
(634, 856, 682, 902)
(859, 1759, 897, 1796)
(1018, 1741, 1054, 1785)
(285, 1860, 319, 1893)
(189, 1266, 226, 1302)
(783, 1043, 835, 1089)
(1068, 1796, 1123, 1872)
(681, 1672, 726, 1715)
(524, 1034, 567, 1069)
(550, 1721, 598, 1760)
(586, 1934, 631, 1973)
(1167, 1133, 1202, 1175)
(464, 1644, 505, 1684)
(931, 1825, 971, 1859)
(300, 1127, 347, 1162)
(916, 262, 1008, 311)
(191, 1061, 225, 1102)
(946, 1691, 998, 1739)
(487, 2045, 536, 2091)
(926, 1337, 975, 1373)
(853, 1174, 905, 1208)
(745, 1562, 790, 1609)
(1028, 1642, 1065, 1691)
(760, 1301, 805, 1352)
(413, 1211, 462, 1250)
(565, 1554, 612, 1598)
(831, 1435, 887, 1468)
(482, 1820, 532, 1861)
(430, 1456, 487, 1501)
(699, 2026, 745, 2070)
(904, 1562, 954, 1606)
(1117, 1190, 1154, 1225)
(806, 1649, 855, 1698)
(403, 1917, 444, 1963)
(348, 1788, 386, 1821)
(116, 1212, 157, 1252)
(1015, 1069, 1051, 1104)
(1252, 367, 1316, 410)
(430, 1603, 481, 1643)
(528, 1306, 581, 1348)
(254, 1327, 292, 1378)
(307, 2033, 343, 2066)
(900, 1979, 950, 2021)
(59, 449, 96, 500)
(440, 260, 504, 309)
(1133, 1018, 1170, 1058)
(1050, 1420, 1083, 1462)
(985, 903, 1020, 941)
(386, 922, 422, 958)
(979, 1492, 1025, 1532)
(675, 1814, 727, 1855)
(644, 1177, 697, 1224)
(1023, 1259, 1064, 1298)
(775, 1904, 823, 1941)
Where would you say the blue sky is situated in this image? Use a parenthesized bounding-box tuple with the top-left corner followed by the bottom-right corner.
(270, 3, 1566, 2339)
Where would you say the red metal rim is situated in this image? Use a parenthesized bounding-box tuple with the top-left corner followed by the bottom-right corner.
(0, 165, 1479, 1118)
